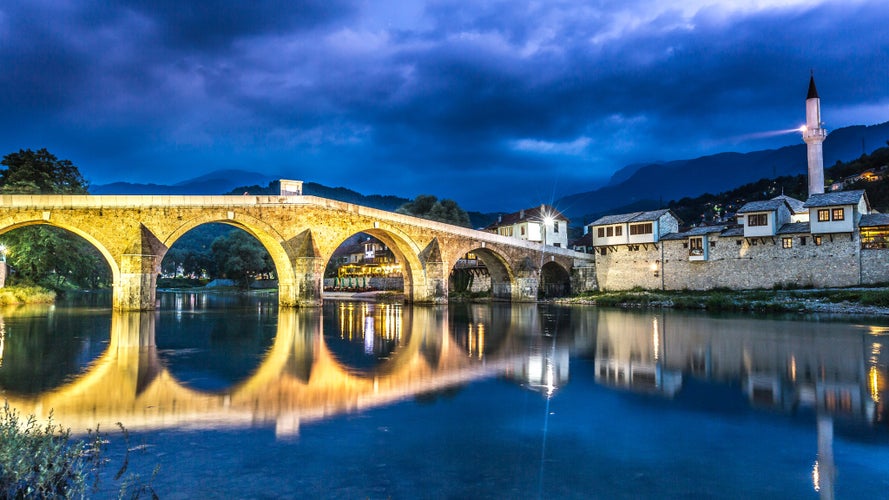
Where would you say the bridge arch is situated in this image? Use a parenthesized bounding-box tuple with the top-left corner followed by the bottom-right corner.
(0, 217, 120, 286)
(540, 261, 571, 298)
(318, 224, 429, 303)
(162, 212, 298, 304)
(449, 246, 516, 300)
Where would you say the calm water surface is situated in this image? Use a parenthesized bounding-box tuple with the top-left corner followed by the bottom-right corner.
(2, 292, 889, 498)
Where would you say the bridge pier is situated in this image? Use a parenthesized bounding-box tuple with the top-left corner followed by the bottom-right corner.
(113, 253, 160, 310)
(513, 276, 539, 302)
(288, 256, 324, 307)
(414, 261, 448, 304)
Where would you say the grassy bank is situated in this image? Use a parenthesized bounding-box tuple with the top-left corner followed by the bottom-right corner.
(560, 287, 889, 314)
(0, 285, 56, 306)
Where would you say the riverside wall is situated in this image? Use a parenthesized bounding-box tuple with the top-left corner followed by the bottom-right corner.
(594, 231, 884, 291)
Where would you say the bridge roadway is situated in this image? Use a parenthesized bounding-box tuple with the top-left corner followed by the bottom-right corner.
(0, 194, 597, 310)
(2, 306, 573, 437)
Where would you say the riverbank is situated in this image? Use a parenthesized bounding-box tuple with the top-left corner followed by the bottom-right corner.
(557, 287, 889, 316)
(0, 285, 56, 305)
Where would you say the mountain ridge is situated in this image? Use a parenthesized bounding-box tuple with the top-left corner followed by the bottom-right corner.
(557, 121, 889, 224)
(89, 121, 889, 227)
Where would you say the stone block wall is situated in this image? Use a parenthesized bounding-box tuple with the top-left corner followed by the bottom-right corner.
(595, 246, 662, 291)
(595, 232, 867, 291)
(662, 233, 860, 290)
(861, 249, 889, 284)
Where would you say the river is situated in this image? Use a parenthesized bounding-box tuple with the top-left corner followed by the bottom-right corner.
(1, 291, 888, 498)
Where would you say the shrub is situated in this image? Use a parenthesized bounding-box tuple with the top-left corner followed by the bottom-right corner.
(0, 404, 158, 499)
(0, 286, 55, 306)
(0, 403, 102, 498)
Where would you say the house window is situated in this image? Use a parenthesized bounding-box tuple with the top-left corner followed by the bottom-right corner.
(800, 236, 807, 246)
(597, 227, 605, 238)
(614, 226, 623, 236)
(861, 226, 889, 249)
(832, 208, 845, 221)
(689, 237, 704, 256)
(553, 222, 560, 233)
(554, 243, 561, 248)
(782, 238, 792, 249)
(814, 235, 823, 246)
(817, 209, 830, 222)
(630, 222, 653, 235)
(748, 213, 768, 226)
(606, 227, 613, 237)
(521, 226, 526, 236)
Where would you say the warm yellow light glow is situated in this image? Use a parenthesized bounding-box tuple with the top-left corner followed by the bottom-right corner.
(649, 262, 658, 272)
(799, 125, 808, 133)
(477, 323, 485, 358)
(790, 355, 797, 382)
(870, 366, 883, 403)
(812, 460, 820, 492)
(652, 317, 660, 361)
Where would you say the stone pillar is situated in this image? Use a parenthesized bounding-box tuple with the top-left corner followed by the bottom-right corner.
(513, 275, 539, 302)
(416, 261, 448, 304)
(113, 254, 160, 310)
(288, 256, 323, 307)
(571, 262, 598, 293)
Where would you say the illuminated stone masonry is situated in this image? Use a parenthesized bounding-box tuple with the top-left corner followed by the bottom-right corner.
(0, 192, 597, 310)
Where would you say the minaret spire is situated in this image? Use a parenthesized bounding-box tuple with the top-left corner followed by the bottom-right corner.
(802, 73, 826, 196)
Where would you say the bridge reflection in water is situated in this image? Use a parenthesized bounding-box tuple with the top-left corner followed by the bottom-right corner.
(3, 302, 889, 497)
(1, 301, 577, 438)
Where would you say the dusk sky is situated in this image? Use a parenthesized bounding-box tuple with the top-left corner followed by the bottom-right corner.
(1, 1, 888, 211)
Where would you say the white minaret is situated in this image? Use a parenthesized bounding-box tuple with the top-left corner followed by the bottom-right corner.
(802, 73, 827, 196)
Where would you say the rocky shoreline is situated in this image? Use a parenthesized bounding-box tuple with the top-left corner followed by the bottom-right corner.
(554, 287, 889, 317)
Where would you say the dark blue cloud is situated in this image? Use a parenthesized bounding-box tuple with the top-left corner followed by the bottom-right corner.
(0, 0, 887, 211)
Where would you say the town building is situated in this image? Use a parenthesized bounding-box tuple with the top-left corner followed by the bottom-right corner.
(485, 204, 570, 248)
(585, 76, 889, 291)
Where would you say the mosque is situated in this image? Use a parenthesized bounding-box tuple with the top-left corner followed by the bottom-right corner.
(583, 76, 889, 290)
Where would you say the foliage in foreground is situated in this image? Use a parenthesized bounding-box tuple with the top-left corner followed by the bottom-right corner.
(0, 403, 102, 498)
(0, 403, 158, 499)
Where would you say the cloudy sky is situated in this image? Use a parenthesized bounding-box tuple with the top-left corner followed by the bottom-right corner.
(1, 1, 887, 211)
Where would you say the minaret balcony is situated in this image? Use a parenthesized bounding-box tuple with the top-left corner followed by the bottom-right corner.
(803, 128, 827, 141)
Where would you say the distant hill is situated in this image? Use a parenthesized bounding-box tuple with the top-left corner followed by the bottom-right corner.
(91, 169, 276, 195)
(558, 121, 889, 224)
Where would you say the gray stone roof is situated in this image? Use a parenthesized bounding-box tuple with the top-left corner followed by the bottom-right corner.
(860, 213, 889, 227)
(590, 209, 673, 227)
(771, 194, 807, 214)
(803, 189, 867, 208)
(720, 226, 745, 237)
(737, 199, 789, 214)
(660, 232, 685, 241)
(777, 222, 811, 234)
(661, 225, 726, 240)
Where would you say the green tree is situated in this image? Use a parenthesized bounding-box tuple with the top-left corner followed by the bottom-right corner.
(0, 148, 89, 194)
(211, 230, 274, 289)
(0, 149, 109, 290)
(396, 195, 472, 227)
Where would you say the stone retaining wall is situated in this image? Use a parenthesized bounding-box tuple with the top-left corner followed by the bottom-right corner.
(594, 232, 877, 290)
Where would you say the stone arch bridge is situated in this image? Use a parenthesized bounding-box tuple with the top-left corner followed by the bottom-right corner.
(0, 194, 597, 310)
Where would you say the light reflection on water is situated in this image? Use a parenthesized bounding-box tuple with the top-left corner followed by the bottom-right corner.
(1, 292, 889, 497)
